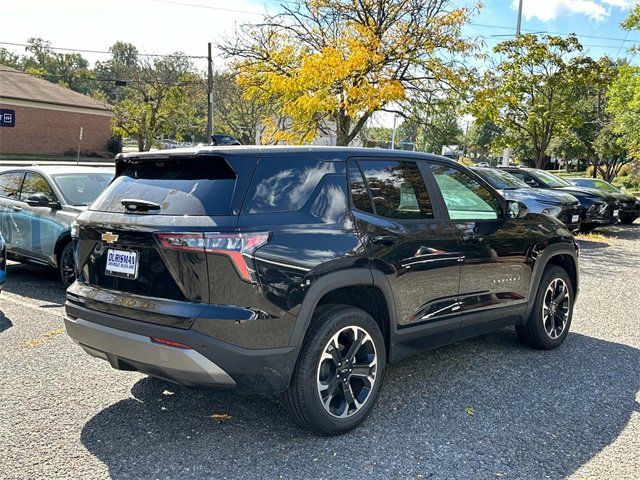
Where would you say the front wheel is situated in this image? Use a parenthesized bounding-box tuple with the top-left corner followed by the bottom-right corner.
(517, 266, 574, 350)
(619, 215, 637, 225)
(58, 242, 75, 287)
(283, 304, 385, 435)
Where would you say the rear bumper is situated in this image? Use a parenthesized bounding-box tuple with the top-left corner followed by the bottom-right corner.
(64, 302, 298, 393)
(65, 316, 236, 387)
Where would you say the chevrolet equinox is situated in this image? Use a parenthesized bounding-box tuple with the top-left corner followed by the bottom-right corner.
(64, 147, 579, 434)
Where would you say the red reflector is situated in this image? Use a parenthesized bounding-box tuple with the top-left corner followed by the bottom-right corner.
(150, 337, 191, 349)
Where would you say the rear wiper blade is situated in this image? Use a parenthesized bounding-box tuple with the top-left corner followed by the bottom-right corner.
(121, 198, 161, 212)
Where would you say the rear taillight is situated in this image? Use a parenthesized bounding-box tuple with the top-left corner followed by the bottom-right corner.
(156, 232, 270, 283)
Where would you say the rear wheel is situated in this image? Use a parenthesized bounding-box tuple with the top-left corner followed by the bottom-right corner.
(517, 266, 573, 350)
(283, 304, 385, 435)
(58, 242, 75, 287)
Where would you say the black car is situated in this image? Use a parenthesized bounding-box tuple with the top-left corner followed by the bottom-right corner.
(500, 167, 619, 231)
(65, 147, 579, 434)
(567, 177, 639, 225)
(210, 134, 242, 146)
(472, 167, 582, 231)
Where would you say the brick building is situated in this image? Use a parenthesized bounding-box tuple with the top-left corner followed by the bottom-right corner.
(0, 65, 112, 156)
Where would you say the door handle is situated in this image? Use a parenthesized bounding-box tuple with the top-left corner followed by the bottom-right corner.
(11, 205, 22, 212)
(461, 233, 481, 242)
(371, 235, 398, 246)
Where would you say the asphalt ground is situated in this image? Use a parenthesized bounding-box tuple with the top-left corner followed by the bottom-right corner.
(0, 222, 638, 479)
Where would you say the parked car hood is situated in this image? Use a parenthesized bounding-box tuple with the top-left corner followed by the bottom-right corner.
(553, 186, 616, 201)
(605, 190, 637, 203)
(500, 188, 578, 205)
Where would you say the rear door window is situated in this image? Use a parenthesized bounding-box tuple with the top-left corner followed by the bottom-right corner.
(357, 160, 434, 220)
(0, 172, 23, 199)
(91, 155, 240, 216)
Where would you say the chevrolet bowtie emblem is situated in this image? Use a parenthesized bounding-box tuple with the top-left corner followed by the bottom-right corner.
(101, 232, 119, 244)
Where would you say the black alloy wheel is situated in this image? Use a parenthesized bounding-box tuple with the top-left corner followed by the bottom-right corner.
(283, 304, 385, 435)
(59, 242, 76, 287)
(316, 325, 378, 418)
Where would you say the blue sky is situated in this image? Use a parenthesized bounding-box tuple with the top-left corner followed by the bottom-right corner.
(1, 0, 637, 66)
(462, 0, 639, 62)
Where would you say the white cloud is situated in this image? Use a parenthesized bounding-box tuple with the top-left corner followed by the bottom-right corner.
(511, 0, 636, 23)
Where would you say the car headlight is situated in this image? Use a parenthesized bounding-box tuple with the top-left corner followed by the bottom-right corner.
(541, 206, 562, 217)
(71, 221, 80, 239)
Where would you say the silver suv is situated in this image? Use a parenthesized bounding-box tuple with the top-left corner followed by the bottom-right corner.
(0, 166, 113, 285)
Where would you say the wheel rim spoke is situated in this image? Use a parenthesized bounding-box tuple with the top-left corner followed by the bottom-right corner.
(316, 324, 377, 419)
(541, 277, 570, 340)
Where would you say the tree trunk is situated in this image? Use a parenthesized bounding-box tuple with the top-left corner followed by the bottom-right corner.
(534, 149, 547, 169)
(335, 111, 351, 146)
(137, 134, 144, 152)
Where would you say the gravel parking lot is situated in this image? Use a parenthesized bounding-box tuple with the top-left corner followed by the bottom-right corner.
(1, 223, 638, 480)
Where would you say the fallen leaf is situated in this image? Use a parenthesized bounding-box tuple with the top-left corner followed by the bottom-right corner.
(162, 390, 175, 396)
(22, 328, 65, 348)
(210, 413, 232, 421)
(465, 407, 475, 416)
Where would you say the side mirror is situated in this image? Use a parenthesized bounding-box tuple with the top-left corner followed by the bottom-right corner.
(25, 193, 58, 208)
(506, 200, 528, 219)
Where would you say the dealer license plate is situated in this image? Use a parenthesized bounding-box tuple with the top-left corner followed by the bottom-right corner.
(571, 215, 579, 223)
(105, 249, 138, 279)
(613, 209, 619, 217)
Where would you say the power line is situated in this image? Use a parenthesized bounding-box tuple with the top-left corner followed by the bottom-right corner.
(0, 41, 207, 59)
(0, 68, 204, 85)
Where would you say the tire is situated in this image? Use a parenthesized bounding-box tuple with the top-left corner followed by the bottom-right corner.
(283, 304, 386, 435)
(58, 242, 76, 287)
(516, 265, 574, 350)
(579, 224, 598, 233)
(619, 215, 636, 225)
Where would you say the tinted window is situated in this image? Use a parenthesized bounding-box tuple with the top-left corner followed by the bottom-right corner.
(0, 172, 23, 198)
(529, 169, 571, 187)
(359, 160, 433, 219)
(52, 172, 113, 206)
(91, 156, 237, 215)
(243, 158, 336, 214)
(474, 168, 529, 190)
(20, 173, 57, 202)
(347, 161, 373, 213)
(509, 171, 543, 188)
(430, 165, 501, 220)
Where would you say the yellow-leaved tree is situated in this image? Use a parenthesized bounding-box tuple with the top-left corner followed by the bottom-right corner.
(220, 0, 479, 145)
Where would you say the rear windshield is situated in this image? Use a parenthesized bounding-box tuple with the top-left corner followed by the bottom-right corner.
(90, 155, 238, 215)
(52, 172, 114, 206)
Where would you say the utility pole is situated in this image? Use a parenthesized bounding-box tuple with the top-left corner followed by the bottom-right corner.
(516, 0, 523, 36)
(391, 114, 398, 149)
(207, 42, 213, 142)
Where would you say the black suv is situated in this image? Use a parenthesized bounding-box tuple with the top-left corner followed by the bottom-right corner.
(65, 147, 579, 434)
(500, 167, 619, 231)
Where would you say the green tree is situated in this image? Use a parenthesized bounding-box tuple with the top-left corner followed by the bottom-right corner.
(221, 0, 478, 145)
(471, 34, 593, 169)
(606, 65, 640, 161)
(20, 38, 95, 95)
(111, 52, 204, 151)
(467, 121, 502, 160)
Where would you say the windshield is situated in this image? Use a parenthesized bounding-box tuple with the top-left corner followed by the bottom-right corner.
(52, 173, 113, 206)
(573, 178, 619, 193)
(474, 168, 529, 190)
(529, 170, 571, 188)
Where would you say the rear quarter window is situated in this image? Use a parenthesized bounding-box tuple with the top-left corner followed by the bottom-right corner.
(0, 172, 23, 199)
(242, 157, 337, 214)
(90, 155, 240, 216)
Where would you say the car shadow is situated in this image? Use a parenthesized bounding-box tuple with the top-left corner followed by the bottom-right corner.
(80, 331, 640, 479)
(0, 310, 12, 333)
(3, 262, 66, 306)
